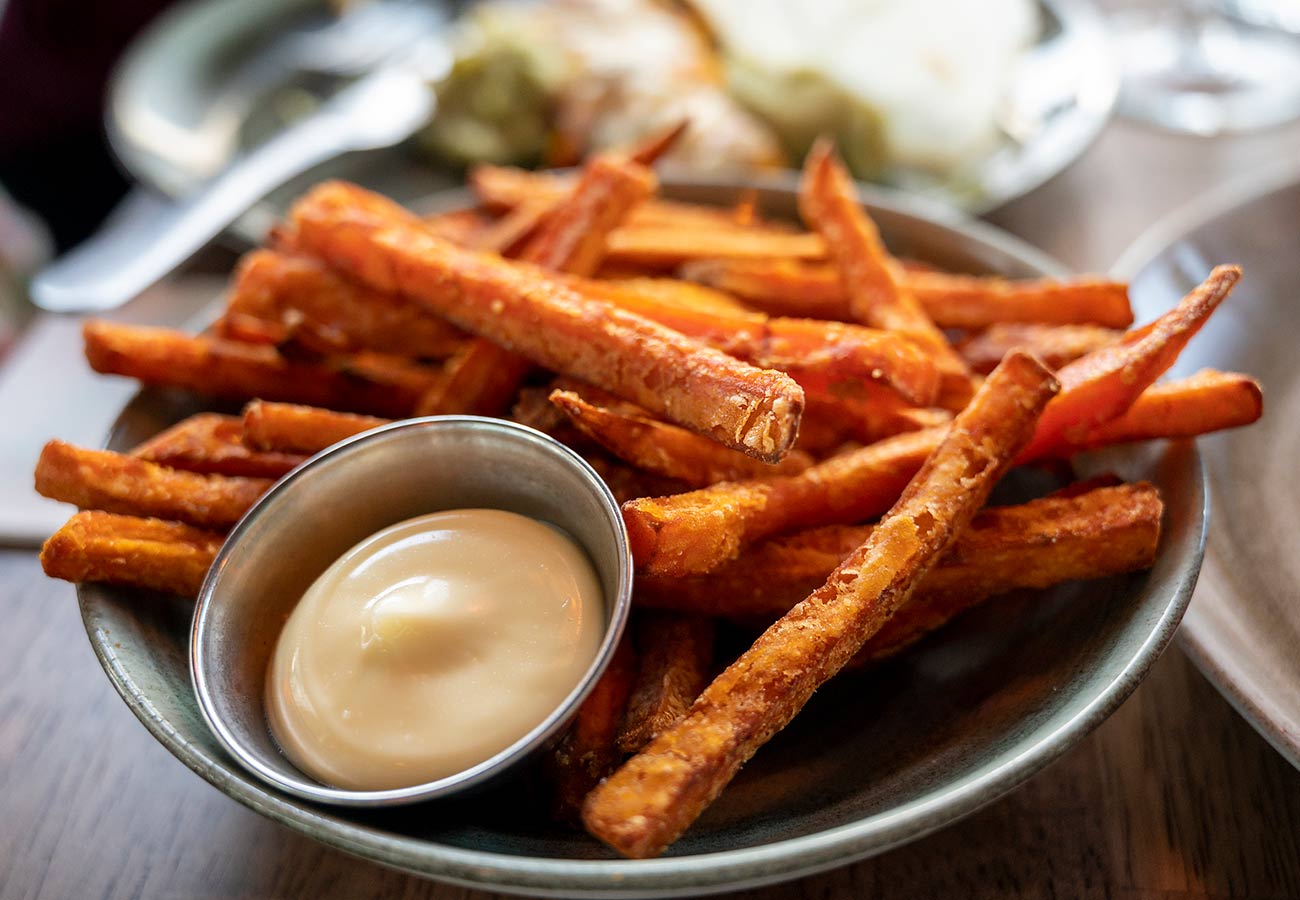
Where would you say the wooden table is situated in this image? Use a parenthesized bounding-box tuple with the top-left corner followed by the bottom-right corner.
(5, 118, 1300, 900)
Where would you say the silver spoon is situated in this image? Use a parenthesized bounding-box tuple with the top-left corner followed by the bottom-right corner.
(30, 37, 449, 314)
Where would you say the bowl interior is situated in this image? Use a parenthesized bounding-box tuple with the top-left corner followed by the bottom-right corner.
(193, 417, 631, 804)
(78, 181, 1204, 897)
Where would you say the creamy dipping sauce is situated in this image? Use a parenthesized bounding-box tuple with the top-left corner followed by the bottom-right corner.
(265, 508, 605, 791)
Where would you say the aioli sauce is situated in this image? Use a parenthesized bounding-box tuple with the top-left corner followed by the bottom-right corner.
(266, 508, 604, 791)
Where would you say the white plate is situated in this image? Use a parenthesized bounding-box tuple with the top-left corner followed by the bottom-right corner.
(106, 0, 1117, 242)
(1116, 162, 1300, 771)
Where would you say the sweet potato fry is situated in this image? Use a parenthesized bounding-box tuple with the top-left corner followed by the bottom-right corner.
(415, 339, 534, 417)
(908, 271, 1134, 330)
(517, 155, 657, 276)
(579, 279, 940, 406)
(957, 323, 1123, 375)
(469, 164, 570, 211)
(625, 298, 1250, 577)
(223, 250, 467, 358)
(634, 483, 1162, 625)
(39, 511, 224, 598)
(421, 207, 491, 245)
(35, 440, 270, 530)
(550, 390, 813, 487)
(602, 227, 826, 270)
(591, 276, 754, 315)
(617, 612, 715, 754)
(445, 156, 658, 416)
(582, 453, 692, 506)
(546, 634, 638, 823)
(1049, 369, 1263, 455)
(131, 413, 305, 478)
(851, 486, 1161, 665)
(1018, 265, 1241, 460)
(470, 165, 793, 234)
(799, 140, 974, 409)
(582, 352, 1060, 858)
(215, 312, 291, 347)
(623, 427, 943, 577)
(241, 401, 388, 454)
(286, 182, 804, 461)
(680, 258, 1135, 330)
(472, 197, 555, 255)
(624, 120, 690, 166)
(83, 321, 442, 418)
(678, 257, 850, 321)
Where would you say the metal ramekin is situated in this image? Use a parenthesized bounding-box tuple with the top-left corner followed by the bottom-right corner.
(191, 416, 633, 806)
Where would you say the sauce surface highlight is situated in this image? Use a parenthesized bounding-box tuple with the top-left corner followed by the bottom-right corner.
(266, 508, 604, 791)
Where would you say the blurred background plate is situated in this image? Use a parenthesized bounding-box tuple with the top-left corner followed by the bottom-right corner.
(1116, 164, 1300, 772)
(78, 181, 1203, 897)
(105, 0, 1117, 243)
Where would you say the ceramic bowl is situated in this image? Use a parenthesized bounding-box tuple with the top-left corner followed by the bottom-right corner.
(78, 179, 1205, 897)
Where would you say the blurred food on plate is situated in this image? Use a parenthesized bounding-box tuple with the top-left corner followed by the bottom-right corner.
(424, 0, 1039, 179)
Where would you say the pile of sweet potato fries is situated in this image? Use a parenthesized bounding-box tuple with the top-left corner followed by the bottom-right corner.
(35, 130, 1262, 857)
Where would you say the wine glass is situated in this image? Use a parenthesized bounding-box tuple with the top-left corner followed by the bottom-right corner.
(1109, 0, 1300, 134)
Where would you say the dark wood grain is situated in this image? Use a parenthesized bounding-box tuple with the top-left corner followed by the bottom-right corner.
(6, 110, 1300, 898)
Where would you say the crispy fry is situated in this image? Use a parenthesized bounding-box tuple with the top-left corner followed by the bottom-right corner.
(241, 401, 388, 454)
(634, 484, 1163, 627)
(470, 164, 570, 211)
(624, 279, 1248, 576)
(39, 511, 224, 598)
(617, 612, 715, 754)
(518, 155, 657, 277)
(546, 634, 637, 823)
(131, 413, 305, 478)
(472, 197, 556, 255)
(222, 250, 467, 358)
(1018, 265, 1241, 460)
(286, 182, 804, 461)
(679, 257, 850, 320)
(908, 271, 1134, 330)
(550, 390, 813, 487)
(447, 156, 658, 417)
(579, 279, 940, 406)
(215, 311, 291, 346)
(593, 276, 754, 315)
(623, 428, 943, 576)
(84, 321, 442, 418)
(415, 339, 535, 417)
(681, 258, 1135, 330)
(582, 453, 692, 506)
(35, 440, 270, 530)
(421, 207, 490, 245)
(798, 141, 974, 409)
(1050, 369, 1263, 455)
(624, 120, 690, 166)
(602, 227, 826, 269)
(957, 323, 1123, 375)
(851, 485, 1161, 665)
(583, 352, 1060, 857)
(470, 165, 793, 234)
